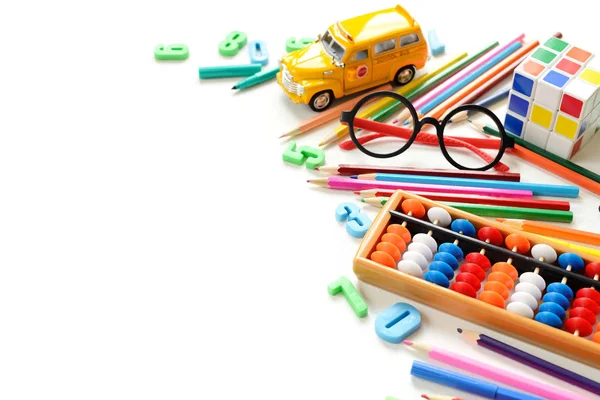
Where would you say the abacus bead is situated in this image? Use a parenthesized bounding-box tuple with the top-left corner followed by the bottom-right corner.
(465, 252, 491, 271)
(429, 261, 454, 280)
(456, 272, 481, 291)
(507, 301, 534, 319)
(569, 307, 597, 325)
(577, 288, 600, 305)
(397, 260, 423, 278)
(438, 242, 464, 260)
(478, 226, 503, 246)
(382, 233, 407, 253)
(451, 281, 477, 298)
(401, 199, 426, 219)
(505, 234, 530, 253)
(427, 207, 452, 227)
(535, 311, 563, 328)
(483, 281, 509, 300)
(412, 233, 437, 255)
(594, 332, 600, 344)
(546, 282, 574, 301)
(480, 290, 505, 308)
(492, 262, 518, 280)
(376, 242, 401, 262)
(530, 244, 558, 264)
(543, 292, 570, 309)
(370, 251, 396, 269)
(565, 317, 593, 337)
(424, 270, 450, 288)
(539, 302, 567, 320)
(511, 291, 539, 311)
(451, 219, 476, 236)
(434, 252, 459, 270)
(402, 251, 428, 270)
(488, 271, 514, 290)
(408, 241, 433, 261)
(515, 282, 542, 301)
(519, 272, 547, 291)
(557, 253, 585, 271)
(573, 297, 600, 315)
(586, 262, 600, 278)
(386, 225, 411, 244)
(460, 263, 486, 281)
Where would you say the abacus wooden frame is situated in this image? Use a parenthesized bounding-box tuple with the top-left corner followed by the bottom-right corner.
(353, 189, 600, 368)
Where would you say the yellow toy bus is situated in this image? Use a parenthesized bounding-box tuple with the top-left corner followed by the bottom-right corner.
(277, 5, 429, 111)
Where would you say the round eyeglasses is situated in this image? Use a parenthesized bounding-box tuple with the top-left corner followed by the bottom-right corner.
(339, 91, 514, 171)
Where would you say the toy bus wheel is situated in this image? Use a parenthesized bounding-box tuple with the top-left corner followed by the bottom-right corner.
(309, 91, 333, 112)
(394, 66, 415, 86)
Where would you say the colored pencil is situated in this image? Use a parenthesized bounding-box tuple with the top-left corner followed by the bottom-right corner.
(497, 218, 600, 246)
(232, 66, 280, 90)
(307, 177, 533, 198)
(357, 191, 570, 211)
(457, 329, 600, 396)
(278, 84, 392, 138)
(421, 395, 464, 400)
(536, 236, 600, 259)
(405, 340, 585, 400)
(316, 164, 520, 181)
(354, 173, 579, 198)
(448, 88, 510, 123)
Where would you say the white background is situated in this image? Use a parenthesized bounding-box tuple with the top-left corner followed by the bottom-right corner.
(1, 0, 600, 399)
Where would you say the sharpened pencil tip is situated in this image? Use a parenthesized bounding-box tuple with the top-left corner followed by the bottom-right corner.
(403, 340, 414, 346)
(421, 396, 430, 400)
(232, 86, 237, 90)
(349, 175, 358, 179)
(457, 328, 463, 333)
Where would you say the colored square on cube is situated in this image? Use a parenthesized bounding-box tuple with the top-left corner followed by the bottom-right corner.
(543, 70, 570, 88)
(536, 70, 571, 110)
(508, 92, 531, 117)
(524, 122, 551, 148)
(554, 113, 579, 139)
(512, 73, 535, 97)
(577, 117, 589, 138)
(560, 93, 584, 118)
(579, 67, 600, 85)
(571, 135, 584, 157)
(562, 78, 597, 118)
(530, 103, 555, 129)
(546, 132, 576, 159)
(566, 47, 593, 64)
(544, 37, 569, 53)
(504, 112, 525, 137)
(531, 48, 558, 65)
(523, 60, 546, 76)
(555, 58, 582, 76)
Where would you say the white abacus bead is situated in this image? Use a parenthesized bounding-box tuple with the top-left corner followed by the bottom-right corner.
(412, 233, 438, 254)
(408, 241, 433, 260)
(530, 244, 557, 264)
(506, 301, 534, 319)
(519, 272, 547, 291)
(515, 282, 542, 301)
(397, 260, 423, 278)
(402, 251, 428, 270)
(427, 207, 452, 227)
(510, 291, 539, 311)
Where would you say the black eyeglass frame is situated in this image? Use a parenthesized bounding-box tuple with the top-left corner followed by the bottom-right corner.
(339, 91, 515, 171)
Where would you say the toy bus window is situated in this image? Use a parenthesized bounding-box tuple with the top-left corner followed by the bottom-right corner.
(374, 39, 396, 55)
(353, 49, 369, 62)
(400, 33, 420, 47)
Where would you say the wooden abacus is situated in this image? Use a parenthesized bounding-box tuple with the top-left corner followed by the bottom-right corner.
(353, 190, 600, 368)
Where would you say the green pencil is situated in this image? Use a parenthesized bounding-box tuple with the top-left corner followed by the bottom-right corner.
(232, 66, 280, 90)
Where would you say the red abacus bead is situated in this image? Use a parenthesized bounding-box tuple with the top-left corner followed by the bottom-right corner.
(401, 199, 426, 219)
(585, 262, 600, 278)
(456, 272, 481, 291)
(460, 263, 486, 281)
(577, 288, 600, 305)
(478, 226, 503, 246)
(505, 234, 530, 253)
(565, 317, 594, 337)
(465, 252, 491, 271)
(573, 297, 600, 315)
(451, 281, 478, 298)
(385, 226, 411, 245)
(480, 290, 505, 308)
(488, 271, 515, 290)
(370, 251, 396, 269)
(569, 307, 597, 325)
(483, 281, 510, 300)
(491, 262, 518, 280)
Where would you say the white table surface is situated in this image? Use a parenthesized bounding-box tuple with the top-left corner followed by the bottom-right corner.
(2, 0, 600, 398)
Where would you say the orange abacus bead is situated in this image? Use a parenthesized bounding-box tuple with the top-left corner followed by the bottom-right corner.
(594, 332, 600, 344)
(488, 271, 515, 290)
(370, 251, 396, 269)
(505, 233, 531, 253)
(376, 242, 401, 262)
(387, 224, 411, 244)
(480, 290, 505, 308)
(483, 281, 510, 300)
(401, 199, 426, 219)
(381, 233, 406, 253)
(491, 262, 518, 280)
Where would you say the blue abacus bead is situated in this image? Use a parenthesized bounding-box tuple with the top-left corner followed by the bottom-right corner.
(535, 311, 563, 328)
(424, 270, 450, 288)
(438, 242, 464, 260)
(538, 302, 567, 320)
(546, 282, 574, 301)
(434, 252, 459, 270)
(428, 261, 454, 279)
(450, 219, 476, 237)
(543, 292, 570, 310)
(557, 253, 585, 271)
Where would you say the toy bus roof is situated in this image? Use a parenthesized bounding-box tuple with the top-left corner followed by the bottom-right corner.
(333, 5, 419, 45)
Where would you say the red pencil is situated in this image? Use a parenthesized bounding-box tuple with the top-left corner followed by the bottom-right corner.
(354, 189, 570, 211)
(317, 164, 520, 181)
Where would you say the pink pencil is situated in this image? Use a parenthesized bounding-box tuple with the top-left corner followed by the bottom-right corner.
(404, 341, 587, 400)
(308, 177, 533, 198)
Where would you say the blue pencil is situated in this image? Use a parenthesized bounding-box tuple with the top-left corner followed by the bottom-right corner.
(354, 173, 579, 198)
(449, 88, 510, 123)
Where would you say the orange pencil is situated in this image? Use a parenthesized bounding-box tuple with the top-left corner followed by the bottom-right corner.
(497, 218, 600, 246)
